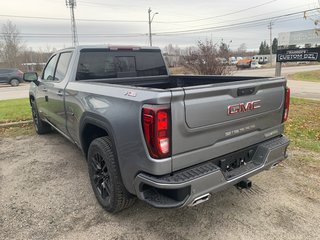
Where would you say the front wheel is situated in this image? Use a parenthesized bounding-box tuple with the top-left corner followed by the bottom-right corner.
(88, 137, 136, 213)
(10, 79, 20, 87)
(31, 100, 51, 134)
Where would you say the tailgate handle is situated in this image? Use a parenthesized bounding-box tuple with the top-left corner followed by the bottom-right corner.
(237, 87, 255, 96)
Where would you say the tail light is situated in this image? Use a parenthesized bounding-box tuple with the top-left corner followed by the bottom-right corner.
(142, 105, 171, 159)
(283, 87, 290, 122)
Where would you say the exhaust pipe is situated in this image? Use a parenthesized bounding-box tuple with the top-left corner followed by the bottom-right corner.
(236, 179, 252, 190)
(189, 193, 211, 207)
(271, 162, 279, 169)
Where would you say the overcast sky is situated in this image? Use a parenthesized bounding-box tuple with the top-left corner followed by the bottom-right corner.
(0, 0, 319, 51)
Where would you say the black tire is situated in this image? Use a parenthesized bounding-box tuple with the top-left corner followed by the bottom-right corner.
(10, 78, 20, 87)
(88, 137, 136, 213)
(30, 100, 51, 134)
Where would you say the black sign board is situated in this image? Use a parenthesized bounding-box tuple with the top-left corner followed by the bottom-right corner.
(276, 48, 320, 62)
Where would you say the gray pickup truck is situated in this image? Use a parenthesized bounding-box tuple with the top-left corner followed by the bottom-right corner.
(24, 45, 290, 213)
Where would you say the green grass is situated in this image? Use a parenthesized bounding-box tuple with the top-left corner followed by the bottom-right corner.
(285, 98, 320, 152)
(0, 98, 32, 124)
(288, 70, 320, 82)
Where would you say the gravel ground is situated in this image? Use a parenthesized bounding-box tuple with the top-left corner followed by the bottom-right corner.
(1, 133, 319, 240)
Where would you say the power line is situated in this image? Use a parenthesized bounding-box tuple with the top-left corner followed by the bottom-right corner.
(0, 14, 148, 23)
(153, 15, 316, 37)
(0, 8, 317, 40)
(154, 8, 319, 35)
(6, 33, 147, 38)
(0, 6, 317, 27)
(157, 0, 279, 24)
(76, 0, 278, 24)
(2, 13, 315, 40)
(77, 0, 143, 9)
(154, 3, 312, 31)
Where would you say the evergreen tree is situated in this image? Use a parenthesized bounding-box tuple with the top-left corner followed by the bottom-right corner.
(259, 40, 270, 54)
(272, 38, 278, 54)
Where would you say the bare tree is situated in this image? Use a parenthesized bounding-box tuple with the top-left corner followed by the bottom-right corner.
(304, 10, 320, 35)
(182, 39, 231, 75)
(0, 21, 22, 68)
(163, 44, 182, 67)
(238, 43, 247, 53)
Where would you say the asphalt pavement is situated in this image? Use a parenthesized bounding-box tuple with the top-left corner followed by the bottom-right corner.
(0, 83, 29, 100)
(233, 65, 319, 77)
(234, 65, 320, 100)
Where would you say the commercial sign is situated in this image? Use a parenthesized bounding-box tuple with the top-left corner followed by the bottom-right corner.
(276, 48, 320, 62)
(278, 29, 320, 46)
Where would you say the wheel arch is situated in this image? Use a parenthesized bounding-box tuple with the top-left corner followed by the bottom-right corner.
(79, 113, 117, 158)
(10, 77, 22, 82)
(9, 78, 20, 86)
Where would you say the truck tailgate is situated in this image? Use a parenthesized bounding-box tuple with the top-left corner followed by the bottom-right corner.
(171, 77, 286, 171)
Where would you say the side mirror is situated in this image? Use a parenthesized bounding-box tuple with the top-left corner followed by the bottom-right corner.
(23, 72, 38, 82)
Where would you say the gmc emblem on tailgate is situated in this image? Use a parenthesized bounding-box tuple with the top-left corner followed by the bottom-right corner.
(228, 100, 261, 115)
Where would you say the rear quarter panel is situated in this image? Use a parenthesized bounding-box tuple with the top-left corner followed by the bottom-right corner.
(64, 82, 174, 193)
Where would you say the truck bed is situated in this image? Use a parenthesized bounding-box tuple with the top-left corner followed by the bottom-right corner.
(82, 75, 270, 90)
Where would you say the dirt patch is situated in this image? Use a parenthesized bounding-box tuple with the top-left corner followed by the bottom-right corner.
(1, 134, 319, 240)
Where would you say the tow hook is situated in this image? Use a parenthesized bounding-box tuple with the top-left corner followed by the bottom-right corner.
(236, 179, 252, 190)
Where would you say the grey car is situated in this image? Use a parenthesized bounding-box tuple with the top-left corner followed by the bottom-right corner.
(0, 68, 24, 86)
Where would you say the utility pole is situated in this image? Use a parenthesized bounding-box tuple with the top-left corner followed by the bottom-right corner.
(268, 21, 274, 67)
(148, 8, 158, 46)
(29, 47, 33, 71)
(66, 0, 78, 47)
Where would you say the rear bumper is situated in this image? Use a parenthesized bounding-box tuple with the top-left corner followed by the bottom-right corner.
(134, 135, 289, 208)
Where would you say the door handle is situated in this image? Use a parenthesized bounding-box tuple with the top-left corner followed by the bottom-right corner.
(42, 87, 48, 92)
(57, 90, 63, 96)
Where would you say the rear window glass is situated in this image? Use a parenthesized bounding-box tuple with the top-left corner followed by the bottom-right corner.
(115, 56, 135, 72)
(76, 50, 167, 80)
(0, 69, 13, 73)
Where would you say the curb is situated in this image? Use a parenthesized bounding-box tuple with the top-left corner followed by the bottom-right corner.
(0, 120, 33, 128)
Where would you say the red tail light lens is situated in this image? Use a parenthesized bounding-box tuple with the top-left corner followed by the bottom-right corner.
(283, 87, 290, 122)
(142, 105, 171, 159)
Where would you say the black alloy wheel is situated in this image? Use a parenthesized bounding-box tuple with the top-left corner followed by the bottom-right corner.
(30, 100, 51, 134)
(87, 137, 136, 213)
(91, 152, 112, 203)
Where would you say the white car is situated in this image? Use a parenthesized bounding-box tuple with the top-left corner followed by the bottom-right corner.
(251, 62, 262, 69)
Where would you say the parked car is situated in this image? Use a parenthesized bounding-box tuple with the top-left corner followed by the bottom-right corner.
(24, 45, 290, 213)
(229, 57, 238, 65)
(0, 68, 24, 86)
(251, 61, 262, 69)
(236, 59, 252, 69)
